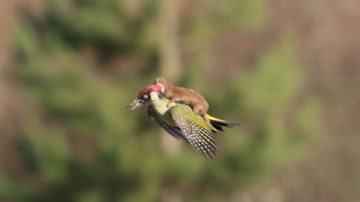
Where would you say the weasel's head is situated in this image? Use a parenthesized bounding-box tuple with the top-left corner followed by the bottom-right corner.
(127, 84, 162, 111)
(154, 77, 171, 94)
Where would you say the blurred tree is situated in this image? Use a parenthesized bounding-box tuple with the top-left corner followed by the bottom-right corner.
(158, 0, 182, 154)
(0, 0, 321, 202)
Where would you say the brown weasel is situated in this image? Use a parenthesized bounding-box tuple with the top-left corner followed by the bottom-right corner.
(154, 77, 217, 131)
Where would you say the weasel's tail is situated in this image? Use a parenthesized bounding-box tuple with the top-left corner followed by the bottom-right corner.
(205, 114, 241, 131)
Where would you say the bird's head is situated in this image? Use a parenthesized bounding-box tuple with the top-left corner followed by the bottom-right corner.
(127, 84, 163, 111)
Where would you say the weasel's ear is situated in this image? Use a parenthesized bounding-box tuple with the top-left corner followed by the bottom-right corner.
(157, 83, 165, 94)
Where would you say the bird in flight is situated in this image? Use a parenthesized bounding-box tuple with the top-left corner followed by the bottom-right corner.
(128, 82, 240, 159)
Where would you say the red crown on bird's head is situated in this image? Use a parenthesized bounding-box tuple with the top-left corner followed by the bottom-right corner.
(138, 84, 162, 99)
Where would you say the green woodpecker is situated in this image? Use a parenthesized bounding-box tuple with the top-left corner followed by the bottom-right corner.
(128, 84, 240, 159)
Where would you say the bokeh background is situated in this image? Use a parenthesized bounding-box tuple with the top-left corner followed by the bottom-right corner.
(0, 0, 359, 201)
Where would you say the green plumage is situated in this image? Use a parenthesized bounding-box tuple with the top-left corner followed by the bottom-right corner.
(146, 91, 240, 159)
(148, 92, 216, 159)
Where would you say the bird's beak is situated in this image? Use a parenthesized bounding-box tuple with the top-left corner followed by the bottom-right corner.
(127, 98, 144, 111)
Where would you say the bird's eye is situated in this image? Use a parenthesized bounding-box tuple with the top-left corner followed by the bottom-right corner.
(143, 94, 149, 100)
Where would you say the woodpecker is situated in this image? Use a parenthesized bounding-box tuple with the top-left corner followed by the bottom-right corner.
(128, 84, 240, 159)
(154, 77, 217, 131)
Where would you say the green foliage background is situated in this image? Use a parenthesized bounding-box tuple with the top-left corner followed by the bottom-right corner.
(1, 0, 320, 201)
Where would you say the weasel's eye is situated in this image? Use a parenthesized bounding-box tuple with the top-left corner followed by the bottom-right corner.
(143, 94, 149, 100)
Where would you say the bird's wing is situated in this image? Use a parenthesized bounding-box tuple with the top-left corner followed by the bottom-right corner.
(170, 105, 217, 159)
(148, 105, 185, 140)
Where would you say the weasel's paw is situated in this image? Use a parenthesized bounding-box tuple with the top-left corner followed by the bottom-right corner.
(166, 101, 173, 107)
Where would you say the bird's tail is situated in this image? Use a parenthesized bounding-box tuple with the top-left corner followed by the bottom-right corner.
(205, 114, 241, 131)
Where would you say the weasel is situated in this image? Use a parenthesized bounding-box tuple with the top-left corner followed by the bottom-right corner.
(154, 77, 217, 131)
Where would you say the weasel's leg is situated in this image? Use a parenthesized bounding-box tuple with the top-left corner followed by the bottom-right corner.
(166, 97, 180, 107)
(203, 115, 218, 133)
(194, 107, 218, 133)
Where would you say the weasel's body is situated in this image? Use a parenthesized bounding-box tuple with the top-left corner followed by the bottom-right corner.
(155, 77, 216, 131)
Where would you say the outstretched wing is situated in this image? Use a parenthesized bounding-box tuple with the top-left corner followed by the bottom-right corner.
(148, 105, 185, 141)
(171, 106, 217, 159)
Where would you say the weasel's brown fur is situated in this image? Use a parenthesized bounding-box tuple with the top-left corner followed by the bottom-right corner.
(155, 77, 216, 131)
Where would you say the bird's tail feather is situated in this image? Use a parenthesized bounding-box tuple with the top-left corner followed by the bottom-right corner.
(205, 114, 241, 131)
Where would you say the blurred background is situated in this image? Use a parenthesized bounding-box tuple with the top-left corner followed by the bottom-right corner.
(0, 0, 359, 201)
